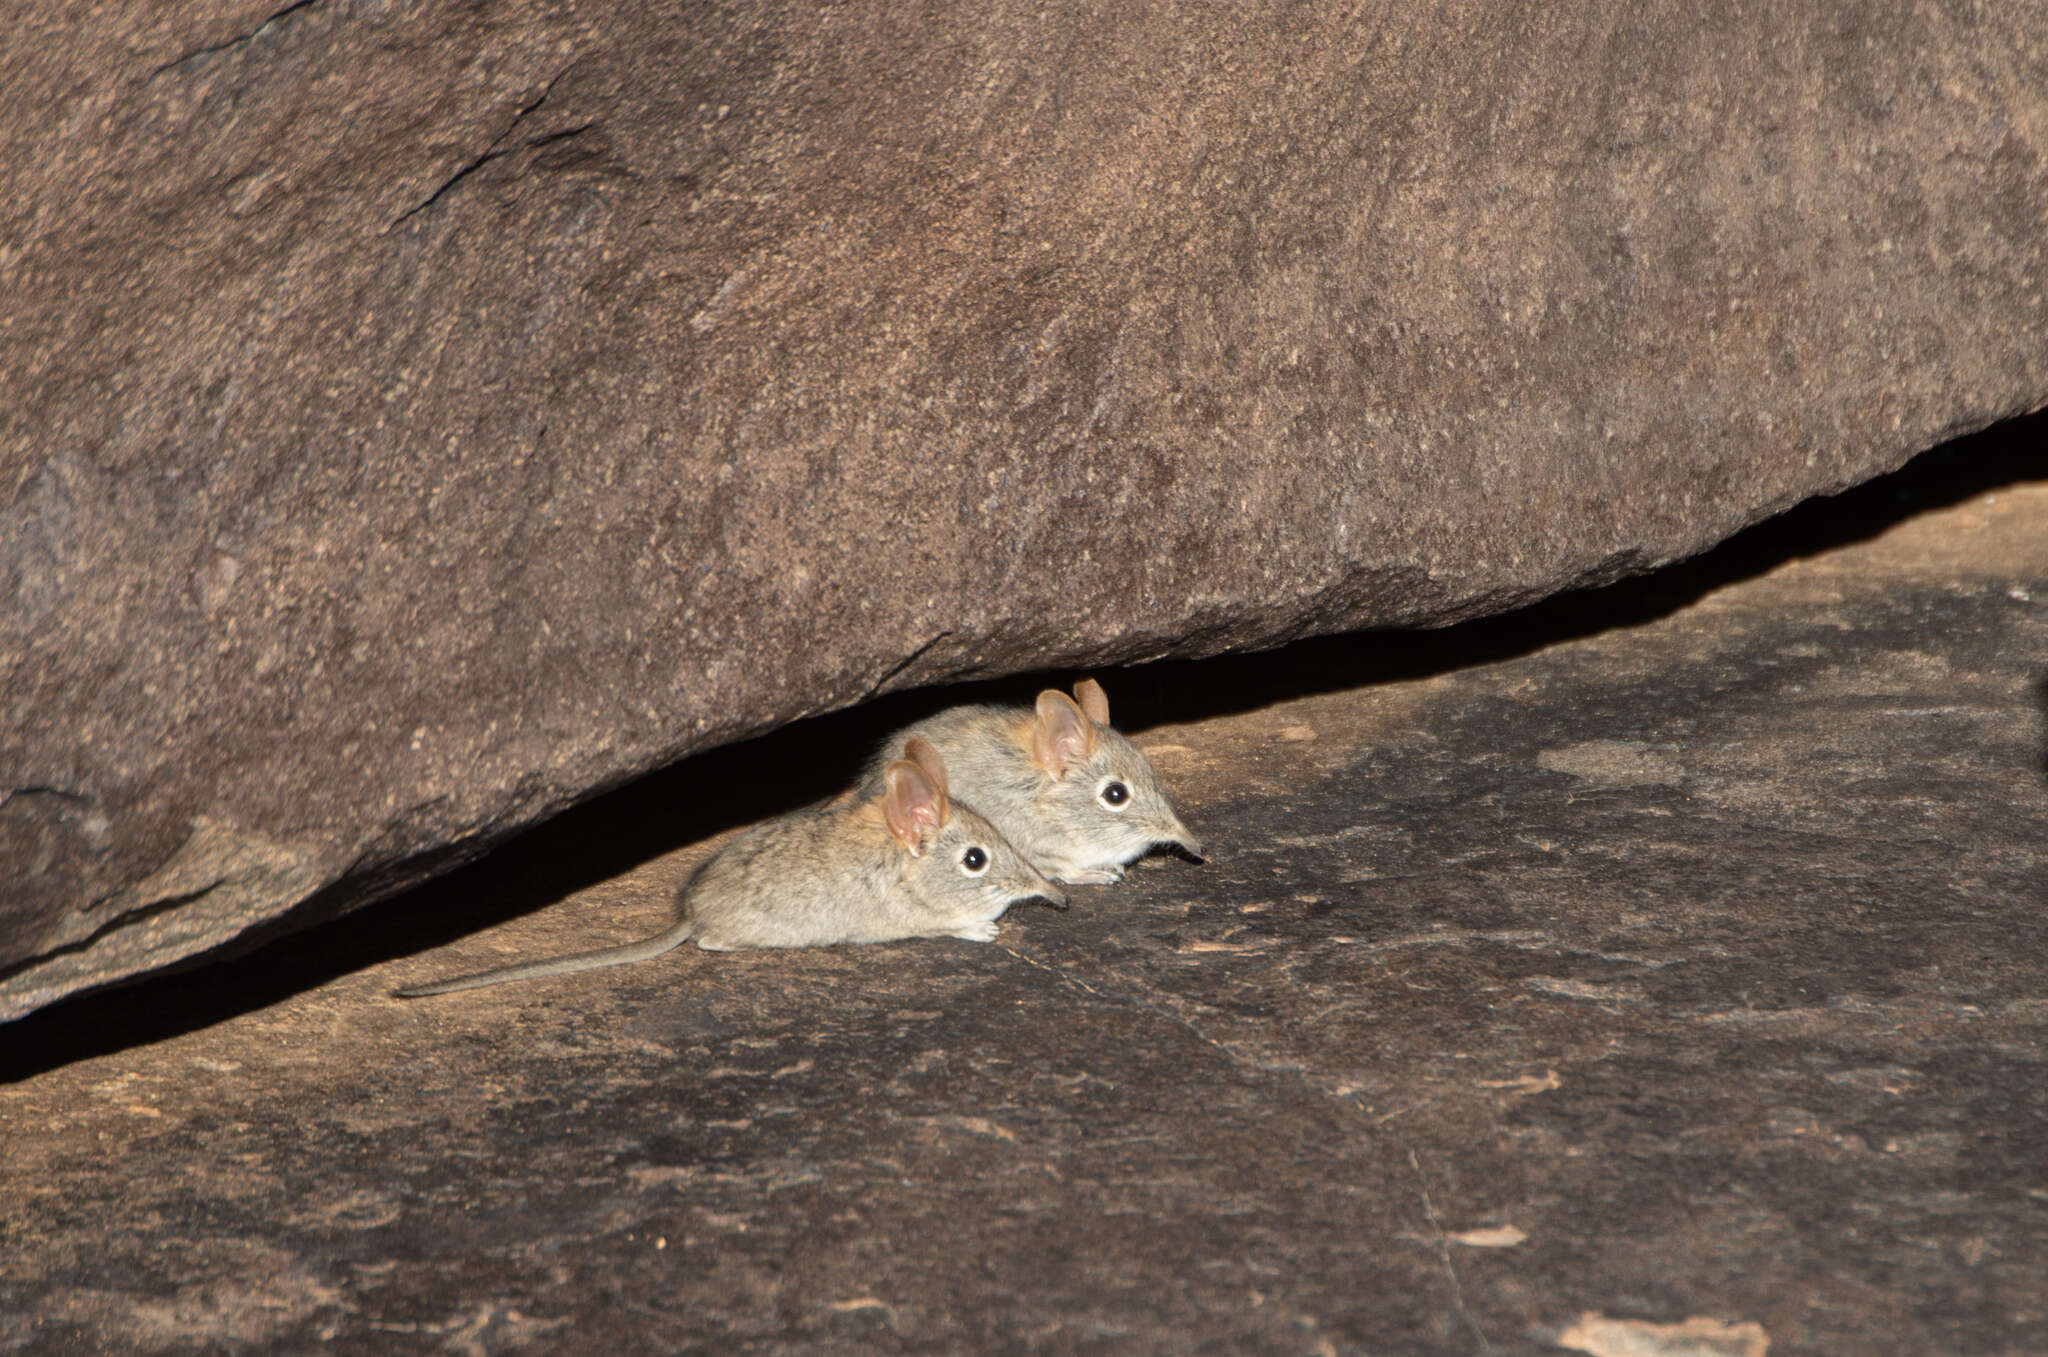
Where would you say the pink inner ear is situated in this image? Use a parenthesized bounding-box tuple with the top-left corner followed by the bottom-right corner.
(1074, 678, 1110, 726)
(1032, 690, 1096, 775)
(883, 760, 945, 854)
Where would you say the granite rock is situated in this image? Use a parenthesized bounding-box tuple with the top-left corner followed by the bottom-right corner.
(5, 1, 2047, 1015)
(3, 440, 2043, 1352)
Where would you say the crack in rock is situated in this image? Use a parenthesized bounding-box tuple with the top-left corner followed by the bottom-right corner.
(151, 0, 326, 77)
(387, 66, 587, 232)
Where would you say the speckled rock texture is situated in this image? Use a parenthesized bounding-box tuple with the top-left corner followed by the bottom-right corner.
(4, 0, 2047, 1016)
(2, 434, 2044, 1353)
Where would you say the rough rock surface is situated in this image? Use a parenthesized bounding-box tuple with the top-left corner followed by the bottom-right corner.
(2, 434, 2044, 1352)
(5, 1, 2047, 1016)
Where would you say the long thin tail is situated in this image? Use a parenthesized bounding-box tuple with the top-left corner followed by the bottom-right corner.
(393, 919, 696, 997)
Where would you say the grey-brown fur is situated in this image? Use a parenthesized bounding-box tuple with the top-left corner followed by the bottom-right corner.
(859, 680, 1201, 885)
(396, 755, 1061, 997)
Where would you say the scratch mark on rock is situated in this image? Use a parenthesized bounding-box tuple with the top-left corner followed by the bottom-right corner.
(863, 631, 957, 703)
(152, 0, 325, 77)
(1408, 1147, 1493, 1354)
(1, 785, 91, 809)
(386, 65, 586, 233)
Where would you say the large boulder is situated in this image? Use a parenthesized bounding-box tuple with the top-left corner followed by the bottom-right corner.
(4, 0, 2044, 1019)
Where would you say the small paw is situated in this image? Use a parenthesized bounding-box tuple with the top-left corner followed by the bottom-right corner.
(951, 920, 1001, 943)
(1059, 865, 1125, 886)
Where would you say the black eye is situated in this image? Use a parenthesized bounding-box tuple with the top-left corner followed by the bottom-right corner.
(1100, 781, 1129, 807)
(961, 846, 989, 874)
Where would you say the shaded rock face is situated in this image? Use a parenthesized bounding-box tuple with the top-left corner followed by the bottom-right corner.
(3, 1, 2045, 1017)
